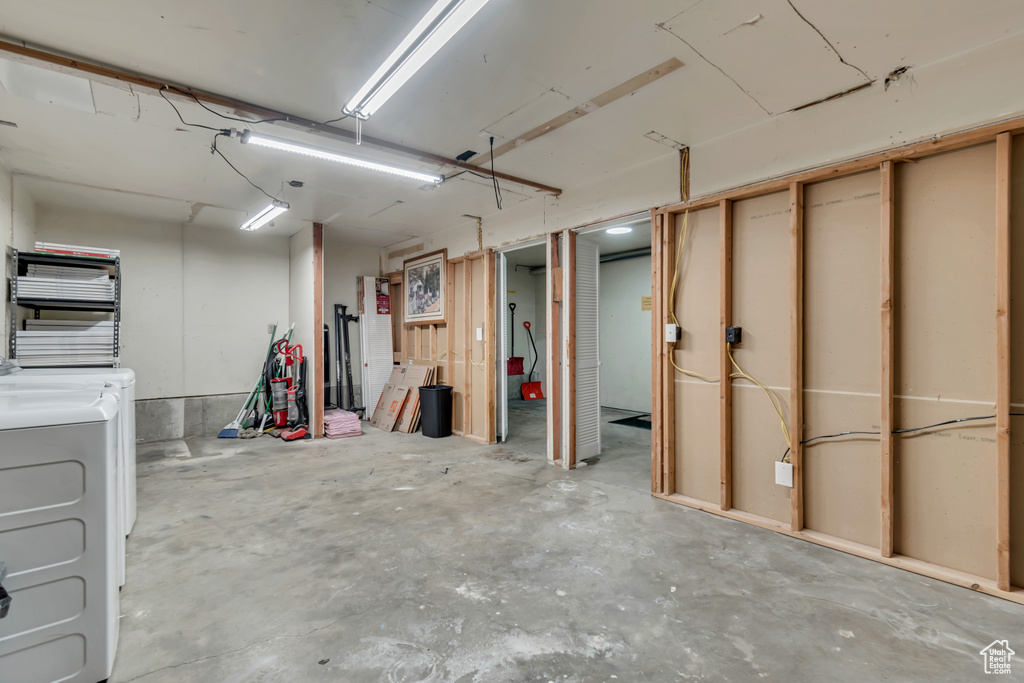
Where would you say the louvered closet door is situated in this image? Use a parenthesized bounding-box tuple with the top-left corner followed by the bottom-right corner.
(497, 252, 509, 441)
(575, 236, 601, 459)
(359, 276, 394, 416)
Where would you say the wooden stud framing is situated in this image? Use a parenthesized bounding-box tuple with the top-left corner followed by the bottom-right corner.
(446, 263, 455, 390)
(658, 115, 1024, 217)
(567, 230, 578, 469)
(662, 213, 676, 494)
(880, 160, 896, 558)
(485, 250, 497, 444)
(414, 325, 422, 363)
(430, 324, 437, 363)
(789, 184, 805, 531)
(654, 491, 1024, 607)
(463, 260, 473, 436)
(548, 232, 562, 463)
(651, 214, 664, 492)
(312, 223, 324, 438)
(996, 132, 1012, 591)
(720, 200, 734, 510)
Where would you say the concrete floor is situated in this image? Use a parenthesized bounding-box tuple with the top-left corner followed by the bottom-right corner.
(112, 402, 1022, 682)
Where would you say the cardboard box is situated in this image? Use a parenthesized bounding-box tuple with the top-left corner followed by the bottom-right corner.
(370, 381, 399, 428)
(396, 364, 435, 433)
(376, 385, 411, 432)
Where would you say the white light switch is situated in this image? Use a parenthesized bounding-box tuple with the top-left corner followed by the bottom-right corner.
(665, 324, 680, 343)
(476, 327, 483, 341)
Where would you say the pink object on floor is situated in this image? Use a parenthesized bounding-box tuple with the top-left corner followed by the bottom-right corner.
(324, 409, 363, 438)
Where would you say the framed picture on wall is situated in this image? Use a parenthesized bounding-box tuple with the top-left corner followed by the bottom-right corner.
(403, 249, 447, 325)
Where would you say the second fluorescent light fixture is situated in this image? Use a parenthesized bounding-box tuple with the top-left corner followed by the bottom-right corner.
(344, 0, 490, 119)
(240, 200, 289, 231)
(241, 131, 444, 185)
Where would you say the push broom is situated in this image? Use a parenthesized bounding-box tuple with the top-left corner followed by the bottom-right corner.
(219, 324, 278, 438)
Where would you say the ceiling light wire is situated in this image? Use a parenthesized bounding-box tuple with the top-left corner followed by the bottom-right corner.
(490, 136, 502, 210)
(210, 133, 281, 202)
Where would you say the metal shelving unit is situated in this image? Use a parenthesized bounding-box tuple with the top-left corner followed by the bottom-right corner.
(9, 249, 121, 368)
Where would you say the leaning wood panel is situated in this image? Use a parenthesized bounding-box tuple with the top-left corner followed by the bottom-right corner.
(995, 133, 1012, 590)
(673, 205, 721, 503)
(661, 213, 676, 494)
(789, 183, 804, 531)
(894, 143, 998, 580)
(731, 191, 792, 524)
(1009, 134, 1024, 589)
(803, 170, 882, 549)
(720, 200, 733, 510)
(651, 214, 664, 491)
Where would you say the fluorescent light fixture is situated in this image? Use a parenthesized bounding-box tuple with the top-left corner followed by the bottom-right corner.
(240, 200, 289, 231)
(344, 0, 490, 119)
(241, 130, 444, 185)
(606, 226, 633, 235)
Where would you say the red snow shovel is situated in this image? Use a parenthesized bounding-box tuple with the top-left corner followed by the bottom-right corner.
(507, 303, 525, 376)
(520, 321, 544, 400)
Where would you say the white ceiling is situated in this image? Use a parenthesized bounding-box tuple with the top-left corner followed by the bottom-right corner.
(1, 0, 1022, 246)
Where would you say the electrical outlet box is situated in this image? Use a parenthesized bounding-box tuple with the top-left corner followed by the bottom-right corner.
(775, 461, 793, 488)
(726, 326, 742, 344)
(665, 324, 680, 343)
(476, 327, 483, 341)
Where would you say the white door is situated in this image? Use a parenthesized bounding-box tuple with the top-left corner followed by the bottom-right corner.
(575, 236, 601, 460)
(497, 252, 508, 441)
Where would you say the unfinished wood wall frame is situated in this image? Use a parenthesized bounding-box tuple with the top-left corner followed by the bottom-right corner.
(389, 251, 495, 444)
(653, 119, 1024, 605)
(313, 223, 324, 438)
(547, 232, 563, 465)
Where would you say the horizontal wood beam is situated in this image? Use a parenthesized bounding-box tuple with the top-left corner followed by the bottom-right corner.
(658, 115, 1024, 215)
(0, 37, 563, 197)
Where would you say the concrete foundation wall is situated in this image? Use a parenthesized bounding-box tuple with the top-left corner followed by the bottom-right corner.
(135, 392, 250, 442)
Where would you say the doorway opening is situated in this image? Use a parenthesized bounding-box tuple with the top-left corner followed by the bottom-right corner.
(572, 213, 653, 486)
(496, 241, 548, 457)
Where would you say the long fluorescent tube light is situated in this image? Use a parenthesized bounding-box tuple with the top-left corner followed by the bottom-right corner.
(241, 131, 444, 185)
(240, 200, 289, 231)
(344, 0, 490, 119)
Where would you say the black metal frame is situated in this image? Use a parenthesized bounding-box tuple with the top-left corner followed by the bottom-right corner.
(8, 249, 121, 368)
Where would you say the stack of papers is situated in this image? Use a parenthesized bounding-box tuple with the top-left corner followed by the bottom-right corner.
(324, 409, 362, 438)
(34, 242, 120, 259)
(16, 320, 115, 367)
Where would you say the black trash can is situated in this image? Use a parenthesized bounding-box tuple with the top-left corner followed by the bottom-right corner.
(419, 385, 453, 438)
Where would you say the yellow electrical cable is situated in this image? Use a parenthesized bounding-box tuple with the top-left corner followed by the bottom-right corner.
(667, 148, 722, 383)
(727, 343, 791, 449)
(438, 350, 486, 367)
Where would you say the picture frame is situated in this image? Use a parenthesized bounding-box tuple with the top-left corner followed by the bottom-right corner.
(403, 249, 447, 325)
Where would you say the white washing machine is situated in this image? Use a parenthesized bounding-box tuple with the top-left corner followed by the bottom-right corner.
(15, 368, 137, 537)
(0, 376, 130, 587)
(0, 386, 120, 683)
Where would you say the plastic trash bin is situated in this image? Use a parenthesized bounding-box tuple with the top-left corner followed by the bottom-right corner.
(419, 385, 453, 438)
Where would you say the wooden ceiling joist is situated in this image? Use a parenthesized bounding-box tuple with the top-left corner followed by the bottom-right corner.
(0, 37, 563, 196)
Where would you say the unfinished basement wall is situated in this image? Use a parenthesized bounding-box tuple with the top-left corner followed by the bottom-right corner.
(656, 132, 1024, 603)
(322, 233, 380, 407)
(1, 165, 35, 360)
(33, 205, 291, 439)
(392, 252, 495, 443)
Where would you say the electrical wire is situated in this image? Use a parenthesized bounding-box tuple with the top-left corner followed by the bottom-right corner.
(163, 85, 303, 125)
(438, 350, 486, 367)
(665, 149, 720, 383)
(490, 136, 503, 210)
(782, 414, 1014, 462)
(210, 133, 280, 202)
(727, 343, 791, 449)
(159, 87, 227, 133)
